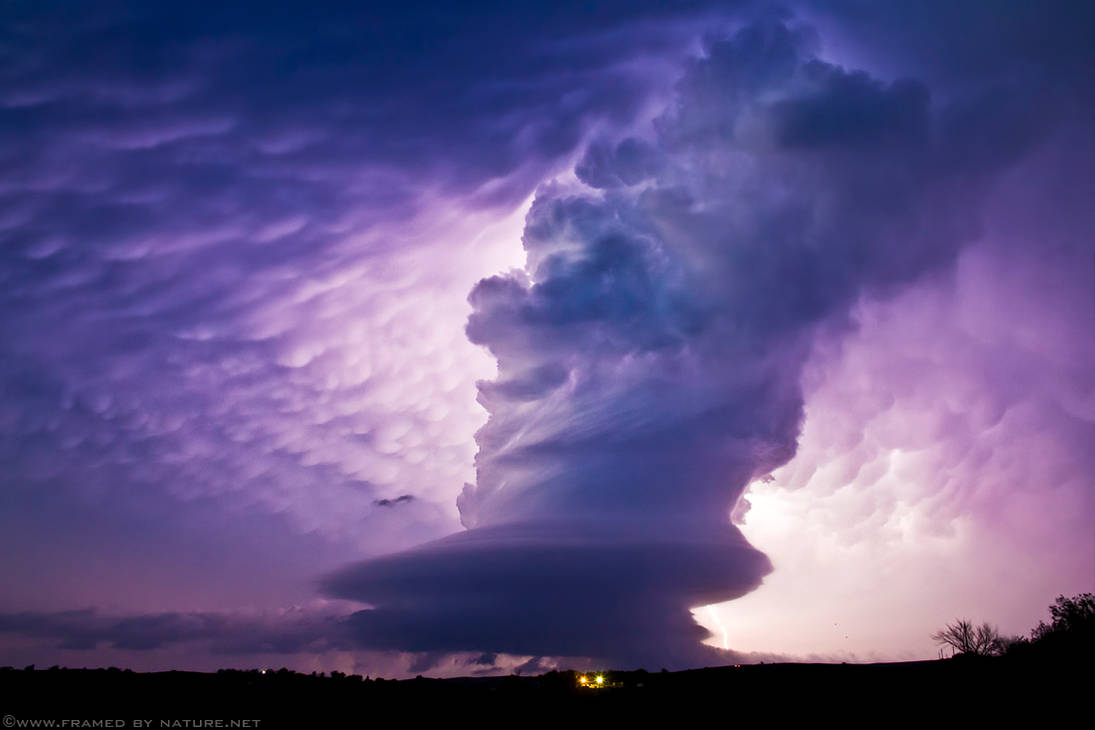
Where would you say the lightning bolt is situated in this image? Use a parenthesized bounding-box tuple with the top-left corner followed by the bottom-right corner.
(706, 605, 730, 651)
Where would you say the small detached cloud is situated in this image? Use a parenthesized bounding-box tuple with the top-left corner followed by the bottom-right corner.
(374, 495, 415, 508)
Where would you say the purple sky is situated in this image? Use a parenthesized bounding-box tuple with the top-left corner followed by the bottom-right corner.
(1, 1, 1092, 676)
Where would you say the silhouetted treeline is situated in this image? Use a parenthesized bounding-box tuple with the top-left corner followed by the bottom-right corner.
(1016, 593, 1095, 658)
(935, 593, 1095, 661)
(2, 656, 1087, 726)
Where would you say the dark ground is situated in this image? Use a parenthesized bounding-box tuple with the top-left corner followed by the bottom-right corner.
(0, 655, 1087, 727)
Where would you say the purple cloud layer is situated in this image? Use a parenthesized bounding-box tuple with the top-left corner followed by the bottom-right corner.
(0, 2, 711, 620)
(2, 1, 1092, 674)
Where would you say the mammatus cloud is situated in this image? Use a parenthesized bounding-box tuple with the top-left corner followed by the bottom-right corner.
(0, 1, 712, 622)
(703, 123, 1095, 659)
(323, 16, 1055, 668)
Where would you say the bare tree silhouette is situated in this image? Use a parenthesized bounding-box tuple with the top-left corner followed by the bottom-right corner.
(931, 619, 1003, 657)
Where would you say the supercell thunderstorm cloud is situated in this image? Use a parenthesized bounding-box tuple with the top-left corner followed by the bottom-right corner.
(1, 1, 1092, 675)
